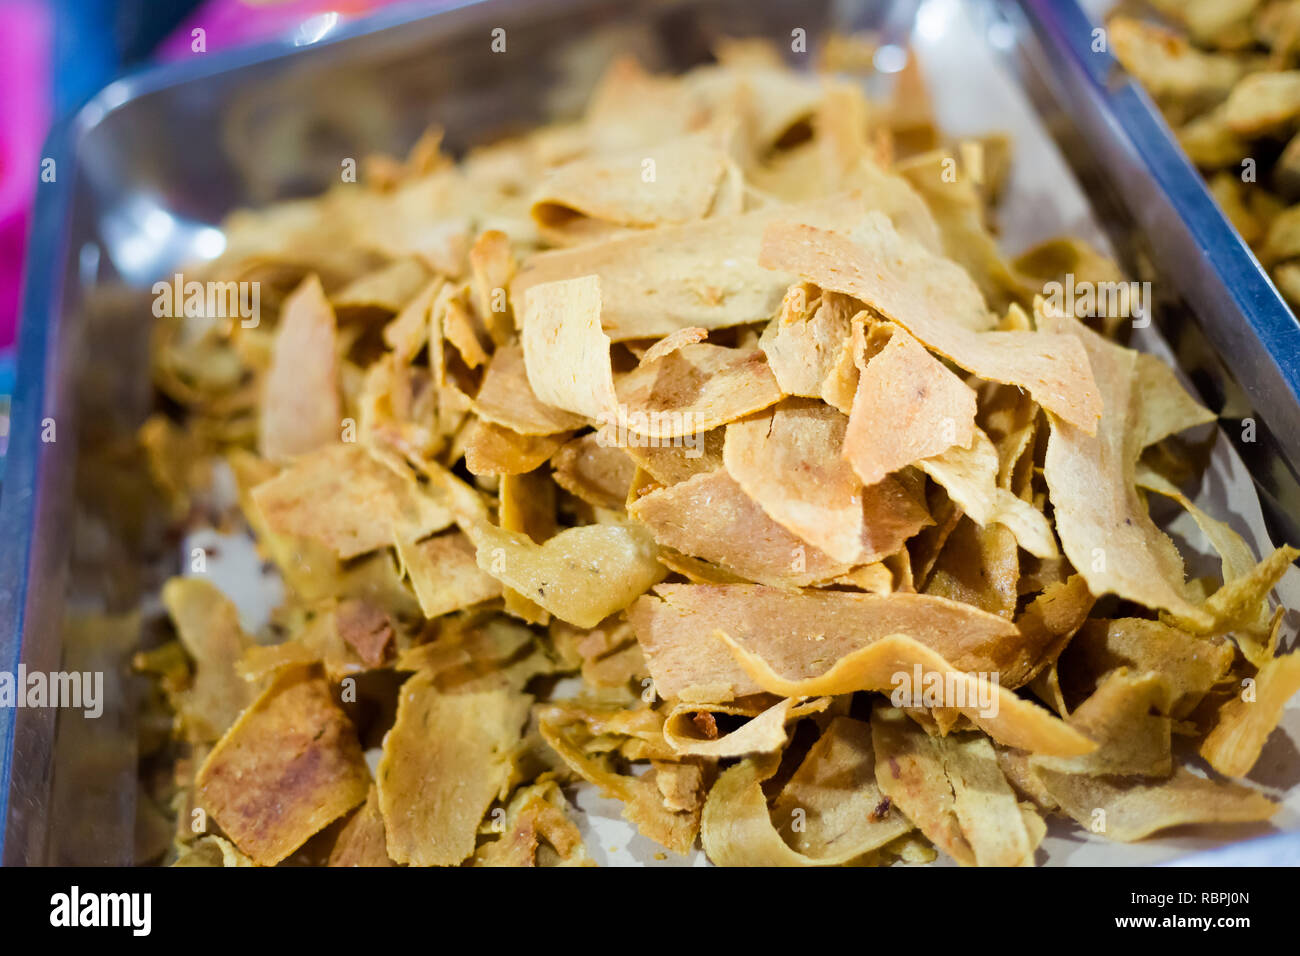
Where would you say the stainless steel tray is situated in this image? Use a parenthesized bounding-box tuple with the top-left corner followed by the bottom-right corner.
(2, 0, 1297, 866)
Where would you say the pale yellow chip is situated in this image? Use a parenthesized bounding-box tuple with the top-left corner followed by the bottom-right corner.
(521, 275, 618, 421)
(467, 520, 664, 628)
(758, 285, 861, 412)
(662, 696, 828, 758)
(377, 672, 530, 866)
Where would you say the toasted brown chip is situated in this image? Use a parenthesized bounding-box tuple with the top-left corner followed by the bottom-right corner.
(551, 433, 636, 510)
(844, 325, 978, 487)
(197, 668, 370, 866)
(328, 785, 396, 867)
(259, 274, 341, 460)
(395, 530, 503, 618)
(377, 672, 530, 866)
(724, 399, 931, 564)
(630, 469, 853, 586)
(759, 215, 1102, 431)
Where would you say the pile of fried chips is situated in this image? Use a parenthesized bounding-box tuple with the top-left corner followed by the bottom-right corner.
(1110, 5, 1300, 307)
(136, 40, 1300, 868)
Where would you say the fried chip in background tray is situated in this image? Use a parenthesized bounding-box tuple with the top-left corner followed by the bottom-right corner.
(197, 668, 370, 866)
(724, 399, 931, 564)
(135, 46, 1300, 869)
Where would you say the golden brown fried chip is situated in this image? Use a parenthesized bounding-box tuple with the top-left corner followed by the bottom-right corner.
(473, 343, 587, 435)
(663, 696, 828, 758)
(871, 706, 1040, 866)
(467, 520, 663, 628)
(551, 433, 636, 510)
(531, 131, 737, 243)
(395, 530, 504, 619)
(259, 274, 341, 460)
(251, 443, 452, 559)
(464, 419, 570, 476)
(197, 667, 370, 866)
(721, 630, 1094, 756)
(724, 399, 932, 564)
(703, 717, 910, 866)
(918, 427, 1058, 559)
(1033, 669, 1173, 777)
(844, 325, 978, 486)
(615, 344, 784, 438)
(377, 672, 530, 866)
(1201, 649, 1300, 778)
(473, 781, 590, 867)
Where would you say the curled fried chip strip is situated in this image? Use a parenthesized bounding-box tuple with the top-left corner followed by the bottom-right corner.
(703, 717, 912, 866)
(716, 629, 1095, 756)
(758, 214, 1102, 430)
